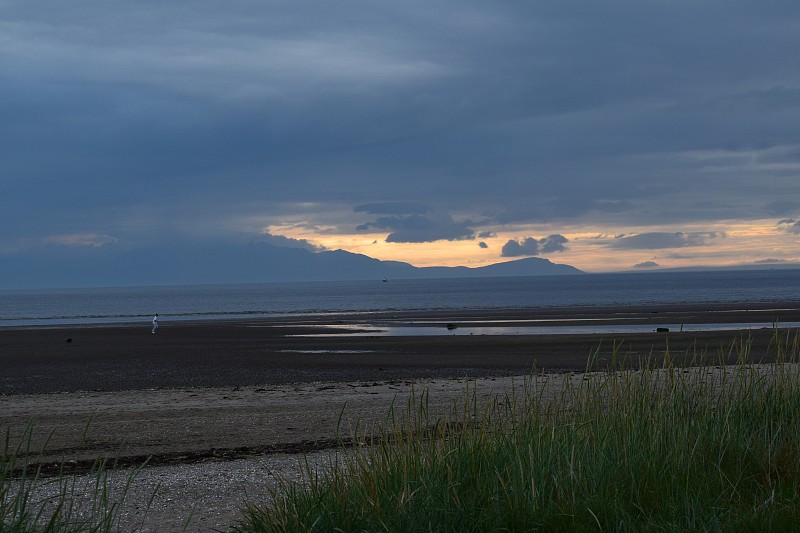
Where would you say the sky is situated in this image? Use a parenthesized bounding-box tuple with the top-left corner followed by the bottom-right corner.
(2, 0, 800, 276)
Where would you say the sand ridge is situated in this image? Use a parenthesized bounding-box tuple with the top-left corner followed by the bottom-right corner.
(3, 375, 541, 532)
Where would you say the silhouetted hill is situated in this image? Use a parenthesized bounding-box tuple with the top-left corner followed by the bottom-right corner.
(0, 242, 583, 289)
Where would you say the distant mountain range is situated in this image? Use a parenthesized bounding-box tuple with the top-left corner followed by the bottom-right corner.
(0, 241, 584, 289)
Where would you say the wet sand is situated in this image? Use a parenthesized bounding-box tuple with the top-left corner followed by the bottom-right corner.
(2, 303, 799, 395)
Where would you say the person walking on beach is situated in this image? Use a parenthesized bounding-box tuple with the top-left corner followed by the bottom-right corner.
(152, 313, 159, 334)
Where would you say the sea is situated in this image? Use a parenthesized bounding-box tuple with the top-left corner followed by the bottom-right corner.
(1, 269, 799, 332)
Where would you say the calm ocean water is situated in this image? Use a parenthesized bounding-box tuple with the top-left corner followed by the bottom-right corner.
(1, 269, 799, 328)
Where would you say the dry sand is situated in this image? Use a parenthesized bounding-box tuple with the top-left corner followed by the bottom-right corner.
(3, 375, 541, 531)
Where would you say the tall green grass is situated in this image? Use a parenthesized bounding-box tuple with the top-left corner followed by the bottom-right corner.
(1, 425, 151, 532)
(238, 331, 800, 532)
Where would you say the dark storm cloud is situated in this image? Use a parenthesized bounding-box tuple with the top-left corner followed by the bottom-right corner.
(539, 234, 569, 253)
(2, 0, 800, 263)
(609, 232, 724, 250)
(260, 233, 326, 252)
(501, 235, 568, 257)
(502, 238, 540, 257)
(478, 241, 488, 249)
(356, 212, 475, 243)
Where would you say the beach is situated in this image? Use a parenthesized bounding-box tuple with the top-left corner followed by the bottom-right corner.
(2, 303, 799, 530)
(4, 302, 799, 395)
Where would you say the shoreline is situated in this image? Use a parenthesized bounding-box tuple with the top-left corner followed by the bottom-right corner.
(2, 303, 799, 396)
(4, 299, 800, 329)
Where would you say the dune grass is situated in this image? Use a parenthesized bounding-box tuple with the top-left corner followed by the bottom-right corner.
(237, 330, 800, 532)
(0, 425, 151, 533)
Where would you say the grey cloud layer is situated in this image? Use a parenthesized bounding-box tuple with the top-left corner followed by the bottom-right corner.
(609, 232, 724, 250)
(2, 0, 799, 253)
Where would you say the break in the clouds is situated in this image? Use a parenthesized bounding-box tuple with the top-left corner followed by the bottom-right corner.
(609, 232, 724, 250)
(501, 235, 569, 257)
(2, 0, 800, 279)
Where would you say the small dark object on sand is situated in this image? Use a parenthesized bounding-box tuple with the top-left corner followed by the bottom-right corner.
(656, 327, 669, 333)
(446, 323, 459, 330)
